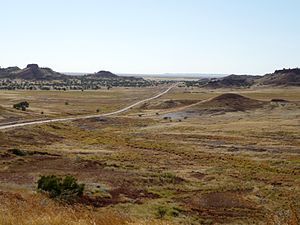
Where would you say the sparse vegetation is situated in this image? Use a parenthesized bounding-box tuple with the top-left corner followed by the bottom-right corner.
(0, 86, 299, 224)
(158, 173, 182, 184)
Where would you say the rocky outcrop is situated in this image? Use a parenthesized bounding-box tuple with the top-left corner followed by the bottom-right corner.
(201, 68, 300, 88)
(255, 68, 300, 86)
(205, 75, 260, 88)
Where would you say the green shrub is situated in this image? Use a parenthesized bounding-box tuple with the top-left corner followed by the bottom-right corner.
(156, 206, 167, 218)
(13, 101, 29, 111)
(37, 175, 85, 201)
(8, 148, 27, 156)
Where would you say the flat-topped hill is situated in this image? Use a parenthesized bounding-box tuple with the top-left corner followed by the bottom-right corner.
(0, 64, 66, 80)
(0, 65, 144, 82)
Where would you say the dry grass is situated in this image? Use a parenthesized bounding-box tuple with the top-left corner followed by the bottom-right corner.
(0, 191, 174, 225)
(0, 87, 162, 124)
(0, 191, 127, 225)
(0, 86, 299, 224)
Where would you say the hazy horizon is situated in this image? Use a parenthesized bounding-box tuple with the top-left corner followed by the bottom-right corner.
(1, 0, 299, 74)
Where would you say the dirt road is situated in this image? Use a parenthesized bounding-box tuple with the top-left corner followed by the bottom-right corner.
(0, 84, 177, 130)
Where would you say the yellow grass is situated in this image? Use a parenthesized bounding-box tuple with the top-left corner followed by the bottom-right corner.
(0, 191, 174, 225)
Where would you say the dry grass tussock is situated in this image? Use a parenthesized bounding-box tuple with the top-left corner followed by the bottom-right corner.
(0, 191, 173, 225)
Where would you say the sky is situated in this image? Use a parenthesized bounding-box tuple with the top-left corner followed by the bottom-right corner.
(0, 0, 299, 75)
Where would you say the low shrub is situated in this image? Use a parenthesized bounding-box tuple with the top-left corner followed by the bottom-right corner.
(13, 101, 29, 111)
(37, 175, 85, 202)
(8, 148, 27, 156)
(156, 206, 167, 219)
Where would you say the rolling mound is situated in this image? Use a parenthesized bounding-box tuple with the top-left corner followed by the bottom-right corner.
(192, 93, 266, 112)
(163, 94, 267, 120)
(84, 70, 144, 81)
(85, 70, 119, 79)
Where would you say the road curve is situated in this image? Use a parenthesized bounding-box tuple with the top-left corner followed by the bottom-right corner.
(0, 84, 177, 130)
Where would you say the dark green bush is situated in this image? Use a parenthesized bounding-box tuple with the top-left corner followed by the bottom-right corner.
(8, 148, 27, 156)
(13, 101, 29, 110)
(37, 175, 85, 201)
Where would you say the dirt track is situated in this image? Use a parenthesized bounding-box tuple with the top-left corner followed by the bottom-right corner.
(0, 84, 177, 130)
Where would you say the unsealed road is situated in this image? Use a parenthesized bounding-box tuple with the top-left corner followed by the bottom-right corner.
(0, 84, 177, 130)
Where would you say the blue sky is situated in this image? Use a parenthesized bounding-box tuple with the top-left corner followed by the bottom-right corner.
(0, 0, 299, 74)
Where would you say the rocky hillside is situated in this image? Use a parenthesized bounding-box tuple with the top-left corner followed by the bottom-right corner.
(198, 68, 300, 88)
(205, 75, 260, 88)
(254, 68, 300, 86)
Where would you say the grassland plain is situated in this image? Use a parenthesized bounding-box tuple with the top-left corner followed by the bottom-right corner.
(0, 86, 299, 224)
(0, 86, 163, 124)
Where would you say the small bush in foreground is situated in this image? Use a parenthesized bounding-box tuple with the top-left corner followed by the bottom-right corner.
(37, 175, 85, 202)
